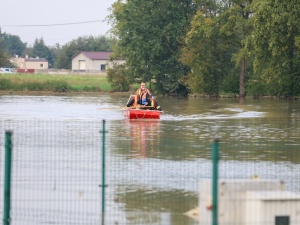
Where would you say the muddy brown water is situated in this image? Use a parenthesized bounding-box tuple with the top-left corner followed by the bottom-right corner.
(0, 94, 299, 225)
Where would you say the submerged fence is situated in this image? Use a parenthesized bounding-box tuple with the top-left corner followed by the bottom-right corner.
(1, 120, 300, 225)
(0, 120, 106, 225)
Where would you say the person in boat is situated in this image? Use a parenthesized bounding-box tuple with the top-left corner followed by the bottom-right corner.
(134, 82, 152, 106)
(126, 95, 135, 107)
(127, 94, 162, 110)
(126, 82, 151, 107)
(148, 95, 162, 111)
(126, 82, 162, 110)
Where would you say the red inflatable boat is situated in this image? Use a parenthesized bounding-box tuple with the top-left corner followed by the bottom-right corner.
(123, 108, 162, 119)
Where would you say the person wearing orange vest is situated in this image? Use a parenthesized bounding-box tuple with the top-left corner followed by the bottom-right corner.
(149, 95, 162, 111)
(134, 82, 151, 106)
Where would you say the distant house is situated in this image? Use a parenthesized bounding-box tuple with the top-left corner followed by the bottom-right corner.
(12, 56, 49, 71)
(72, 51, 113, 72)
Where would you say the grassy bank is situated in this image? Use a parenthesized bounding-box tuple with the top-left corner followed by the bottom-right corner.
(0, 73, 112, 93)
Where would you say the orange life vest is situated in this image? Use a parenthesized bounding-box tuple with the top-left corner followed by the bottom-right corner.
(136, 88, 151, 105)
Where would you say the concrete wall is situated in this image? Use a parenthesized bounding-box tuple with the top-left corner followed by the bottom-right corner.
(72, 53, 125, 72)
(72, 54, 108, 71)
(11, 57, 49, 70)
(245, 191, 300, 225)
(199, 179, 287, 225)
(25, 61, 49, 70)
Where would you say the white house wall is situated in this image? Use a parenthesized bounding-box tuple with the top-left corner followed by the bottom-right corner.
(90, 59, 107, 71)
(72, 54, 108, 72)
(72, 54, 89, 71)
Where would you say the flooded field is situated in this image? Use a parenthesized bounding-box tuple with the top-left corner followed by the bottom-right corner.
(0, 94, 299, 224)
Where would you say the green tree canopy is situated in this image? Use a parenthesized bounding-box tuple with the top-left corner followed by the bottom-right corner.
(32, 38, 55, 67)
(2, 32, 27, 57)
(251, 0, 300, 97)
(182, 0, 300, 97)
(56, 35, 112, 69)
(181, 0, 245, 95)
(0, 29, 12, 67)
(110, 0, 197, 94)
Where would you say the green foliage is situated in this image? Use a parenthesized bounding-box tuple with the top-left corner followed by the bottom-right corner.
(181, 9, 238, 95)
(56, 35, 112, 69)
(0, 74, 110, 92)
(23, 82, 44, 91)
(0, 50, 11, 68)
(23, 47, 33, 58)
(0, 29, 12, 67)
(49, 46, 61, 68)
(107, 63, 130, 91)
(2, 0, 299, 97)
(252, 0, 300, 97)
(0, 79, 71, 92)
(221, 71, 240, 94)
(245, 74, 267, 98)
(32, 38, 55, 67)
(2, 32, 27, 57)
(110, 0, 196, 94)
(42, 80, 72, 92)
(0, 78, 13, 90)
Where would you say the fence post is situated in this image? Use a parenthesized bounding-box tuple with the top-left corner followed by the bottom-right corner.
(3, 131, 13, 225)
(100, 120, 107, 225)
(212, 138, 219, 225)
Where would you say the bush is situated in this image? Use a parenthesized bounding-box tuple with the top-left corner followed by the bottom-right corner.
(247, 77, 267, 98)
(43, 80, 72, 92)
(221, 72, 239, 94)
(107, 64, 130, 92)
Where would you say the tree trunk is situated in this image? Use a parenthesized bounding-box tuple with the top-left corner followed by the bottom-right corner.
(239, 57, 246, 98)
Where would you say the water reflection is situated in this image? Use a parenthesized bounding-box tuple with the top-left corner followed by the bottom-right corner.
(114, 188, 198, 225)
(124, 120, 161, 159)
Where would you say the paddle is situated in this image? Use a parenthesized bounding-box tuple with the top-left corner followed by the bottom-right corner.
(129, 105, 154, 109)
(98, 107, 123, 110)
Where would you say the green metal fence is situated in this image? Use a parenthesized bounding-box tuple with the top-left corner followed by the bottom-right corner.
(1, 120, 300, 225)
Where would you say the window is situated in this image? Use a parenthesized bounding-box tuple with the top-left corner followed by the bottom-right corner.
(40, 64, 44, 68)
(275, 216, 289, 225)
(101, 64, 106, 71)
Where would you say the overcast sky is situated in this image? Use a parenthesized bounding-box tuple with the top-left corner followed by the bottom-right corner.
(0, 0, 116, 47)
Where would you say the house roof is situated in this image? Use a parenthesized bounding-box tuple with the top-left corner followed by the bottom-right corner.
(80, 51, 112, 60)
(25, 58, 48, 62)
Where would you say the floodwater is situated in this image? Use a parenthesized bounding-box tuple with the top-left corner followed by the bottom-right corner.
(0, 94, 300, 225)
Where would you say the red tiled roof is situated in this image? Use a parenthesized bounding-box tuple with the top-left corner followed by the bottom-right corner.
(81, 51, 112, 60)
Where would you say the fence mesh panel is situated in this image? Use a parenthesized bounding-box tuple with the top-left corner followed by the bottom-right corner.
(1, 119, 300, 225)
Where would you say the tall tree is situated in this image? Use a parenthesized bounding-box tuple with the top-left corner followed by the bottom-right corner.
(181, 1, 233, 95)
(229, 0, 253, 98)
(2, 32, 27, 57)
(32, 38, 55, 67)
(252, 0, 300, 97)
(56, 35, 112, 69)
(0, 29, 11, 67)
(181, 0, 253, 96)
(110, 0, 197, 94)
(180, 11, 226, 95)
(49, 44, 61, 69)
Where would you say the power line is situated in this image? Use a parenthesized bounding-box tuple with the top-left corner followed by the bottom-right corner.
(0, 19, 106, 27)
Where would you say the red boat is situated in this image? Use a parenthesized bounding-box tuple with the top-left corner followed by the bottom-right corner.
(123, 108, 162, 119)
(124, 94, 162, 119)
